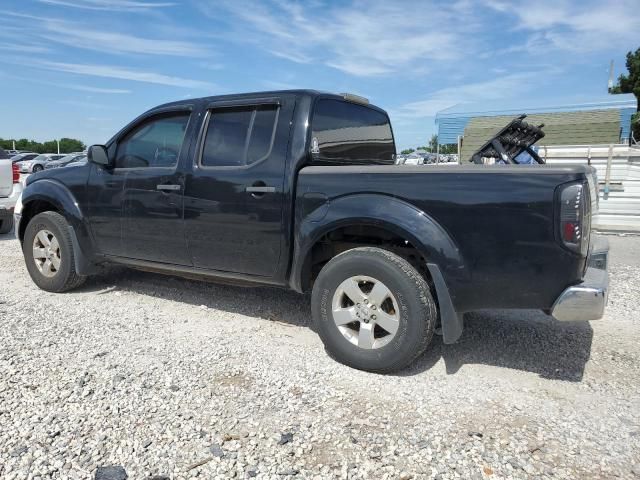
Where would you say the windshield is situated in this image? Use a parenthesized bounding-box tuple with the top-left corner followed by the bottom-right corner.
(33, 155, 51, 162)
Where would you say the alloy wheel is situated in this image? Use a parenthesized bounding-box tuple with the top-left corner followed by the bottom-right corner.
(331, 275, 400, 349)
(32, 229, 61, 278)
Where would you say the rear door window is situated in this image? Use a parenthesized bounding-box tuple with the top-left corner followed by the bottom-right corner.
(200, 104, 279, 167)
(311, 99, 395, 164)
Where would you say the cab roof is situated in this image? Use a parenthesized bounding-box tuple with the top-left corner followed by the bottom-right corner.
(153, 89, 386, 114)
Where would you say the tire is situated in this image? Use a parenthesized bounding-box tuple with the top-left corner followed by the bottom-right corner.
(32, 164, 43, 173)
(0, 216, 14, 234)
(23, 211, 86, 292)
(311, 247, 437, 373)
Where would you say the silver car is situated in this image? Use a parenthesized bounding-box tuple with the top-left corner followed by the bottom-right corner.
(44, 153, 86, 169)
(18, 154, 66, 173)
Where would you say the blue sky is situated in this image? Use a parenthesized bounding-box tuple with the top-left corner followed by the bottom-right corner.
(1, 0, 638, 149)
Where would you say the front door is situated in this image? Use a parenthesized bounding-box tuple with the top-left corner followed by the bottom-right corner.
(117, 110, 193, 265)
(183, 97, 293, 277)
(86, 162, 126, 257)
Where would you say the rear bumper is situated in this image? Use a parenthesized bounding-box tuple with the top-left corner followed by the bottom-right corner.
(551, 236, 609, 322)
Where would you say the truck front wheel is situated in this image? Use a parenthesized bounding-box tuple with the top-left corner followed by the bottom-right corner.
(311, 247, 437, 373)
(23, 211, 86, 292)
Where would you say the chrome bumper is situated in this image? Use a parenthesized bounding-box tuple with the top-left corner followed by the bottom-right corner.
(551, 236, 609, 322)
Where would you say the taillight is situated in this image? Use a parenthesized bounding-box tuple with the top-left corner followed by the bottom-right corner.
(12, 162, 19, 183)
(559, 182, 590, 256)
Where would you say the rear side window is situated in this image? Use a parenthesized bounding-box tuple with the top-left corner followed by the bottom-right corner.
(311, 99, 395, 165)
(116, 112, 190, 169)
(201, 104, 279, 167)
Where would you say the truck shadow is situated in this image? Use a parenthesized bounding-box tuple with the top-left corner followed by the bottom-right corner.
(80, 268, 593, 383)
(402, 310, 593, 381)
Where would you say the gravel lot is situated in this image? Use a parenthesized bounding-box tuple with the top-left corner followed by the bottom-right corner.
(1, 233, 639, 480)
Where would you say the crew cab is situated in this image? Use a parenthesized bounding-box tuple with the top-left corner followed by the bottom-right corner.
(14, 90, 609, 372)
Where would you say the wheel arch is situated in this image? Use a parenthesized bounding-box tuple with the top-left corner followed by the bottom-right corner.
(290, 193, 467, 293)
(19, 179, 97, 274)
(19, 179, 84, 242)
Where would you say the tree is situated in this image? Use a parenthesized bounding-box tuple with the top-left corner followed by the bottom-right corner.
(633, 113, 640, 142)
(400, 148, 415, 155)
(428, 134, 438, 153)
(0, 137, 86, 154)
(59, 138, 85, 153)
(610, 47, 640, 110)
(610, 47, 640, 140)
(440, 144, 458, 154)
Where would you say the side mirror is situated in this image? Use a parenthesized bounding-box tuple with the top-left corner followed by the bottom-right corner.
(87, 145, 112, 168)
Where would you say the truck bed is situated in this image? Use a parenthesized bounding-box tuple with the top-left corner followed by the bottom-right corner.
(296, 163, 594, 313)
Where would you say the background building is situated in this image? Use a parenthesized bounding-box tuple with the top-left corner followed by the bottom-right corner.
(436, 94, 637, 162)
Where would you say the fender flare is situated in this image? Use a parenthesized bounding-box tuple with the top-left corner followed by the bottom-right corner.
(290, 193, 468, 342)
(20, 178, 98, 274)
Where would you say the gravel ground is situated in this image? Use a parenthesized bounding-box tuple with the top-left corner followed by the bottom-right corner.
(1, 233, 639, 480)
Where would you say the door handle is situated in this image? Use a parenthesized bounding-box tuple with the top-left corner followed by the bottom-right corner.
(245, 186, 276, 193)
(157, 184, 181, 191)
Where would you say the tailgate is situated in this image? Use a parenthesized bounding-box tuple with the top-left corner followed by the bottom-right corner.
(0, 160, 13, 198)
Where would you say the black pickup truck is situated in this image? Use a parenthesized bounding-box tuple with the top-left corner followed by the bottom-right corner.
(14, 90, 609, 372)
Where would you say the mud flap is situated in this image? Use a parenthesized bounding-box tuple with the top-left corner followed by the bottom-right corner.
(427, 263, 463, 344)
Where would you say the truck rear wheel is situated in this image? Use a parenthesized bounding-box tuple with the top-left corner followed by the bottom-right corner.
(311, 247, 436, 373)
(23, 211, 86, 292)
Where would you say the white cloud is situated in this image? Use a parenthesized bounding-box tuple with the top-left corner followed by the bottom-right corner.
(36, 0, 176, 11)
(199, 0, 480, 77)
(56, 84, 132, 94)
(483, 0, 640, 52)
(390, 73, 540, 120)
(1, 11, 209, 57)
(27, 60, 216, 89)
(0, 42, 51, 53)
(40, 21, 209, 57)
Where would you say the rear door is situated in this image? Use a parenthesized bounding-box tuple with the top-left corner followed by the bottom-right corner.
(183, 96, 294, 276)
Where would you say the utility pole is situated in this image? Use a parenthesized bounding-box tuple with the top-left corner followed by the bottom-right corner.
(608, 60, 614, 92)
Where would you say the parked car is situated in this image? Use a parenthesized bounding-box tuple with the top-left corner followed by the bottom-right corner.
(0, 159, 23, 233)
(403, 153, 423, 165)
(14, 90, 609, 373)
(45, 153, 86, 169)
(64, 157, 88, 168)
(10, 152, 38, 164)
(18, 153, 66, 173)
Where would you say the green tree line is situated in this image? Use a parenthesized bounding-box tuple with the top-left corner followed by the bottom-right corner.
(610, 47, 640, 141)
(0, 137, 85, 154)
(400, 135, 458, 155)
